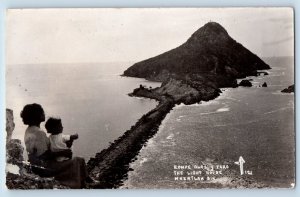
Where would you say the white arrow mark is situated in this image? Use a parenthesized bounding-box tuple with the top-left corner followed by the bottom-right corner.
(234, 156, 245, 175)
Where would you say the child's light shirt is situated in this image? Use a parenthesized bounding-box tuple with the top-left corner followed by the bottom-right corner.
(49, 133, 71, 162)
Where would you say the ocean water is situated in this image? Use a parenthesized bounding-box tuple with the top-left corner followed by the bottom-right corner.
(6, 62, 161, 160)
(122, 57, 295, 188)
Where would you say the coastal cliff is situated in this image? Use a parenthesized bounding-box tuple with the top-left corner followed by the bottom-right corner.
(87, 22, 270, 188)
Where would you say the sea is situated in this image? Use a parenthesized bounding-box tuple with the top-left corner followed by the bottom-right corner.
(6, 57, 294, 188)
(121, 57, 295, 188)
(6, 62, 161, 160)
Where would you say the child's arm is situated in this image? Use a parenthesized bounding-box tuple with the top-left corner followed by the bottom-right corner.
(65, 134, 79, 148)
(70, 134, 79, 140)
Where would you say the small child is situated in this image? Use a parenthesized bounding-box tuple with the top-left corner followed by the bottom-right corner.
(45, 117, 78, 162)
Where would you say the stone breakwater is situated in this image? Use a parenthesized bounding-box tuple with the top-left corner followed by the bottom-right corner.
(86, 78, 221, 188)
(87, 97, 175, 188)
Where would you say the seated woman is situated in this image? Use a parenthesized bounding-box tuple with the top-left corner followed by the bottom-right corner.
(20, 103, 89, 189)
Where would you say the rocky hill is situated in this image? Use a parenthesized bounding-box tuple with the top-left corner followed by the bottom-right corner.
(123, 22, 270, 84)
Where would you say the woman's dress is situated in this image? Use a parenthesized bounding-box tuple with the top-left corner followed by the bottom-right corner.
(24, 126, 87, 189)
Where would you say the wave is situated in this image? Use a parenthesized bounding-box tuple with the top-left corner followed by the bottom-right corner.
(160, 140, 176, 147)
(216, 107, 230, 112)
(200, 111, 218, 115)
(176, 118, 182, 122)
(166, 133, 174, 140)
(272, 90, 295, 95)
(264, 106, 293, 115)
(139, 157, 148, 165)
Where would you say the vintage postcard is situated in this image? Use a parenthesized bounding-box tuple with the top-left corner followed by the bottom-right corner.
(5, 8, 294, 189)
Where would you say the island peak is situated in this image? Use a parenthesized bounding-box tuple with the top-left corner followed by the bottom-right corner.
(123, 22, 270, 83)
(188, 22, 229, 41)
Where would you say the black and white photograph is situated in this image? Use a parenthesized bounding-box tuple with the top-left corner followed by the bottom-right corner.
(5, 8, 295, 189)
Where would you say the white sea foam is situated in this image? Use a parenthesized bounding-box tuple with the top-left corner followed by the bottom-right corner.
(225, 97, 240, 102)
(175, 103, 186, 108)
(200, 103, 230, 115)
(166, 133, 174, 140)
(200, 111, 218, 115)
(139, 157, 148, 165)
(268, 85, 286, 87)
(272, 90, 294, 95)
(264, 106, 293, 114)
(216, 107, 230, 112)
(161, 133, 176, 146)
(160, 141, 176, 147)
(190, 100, 220, 107)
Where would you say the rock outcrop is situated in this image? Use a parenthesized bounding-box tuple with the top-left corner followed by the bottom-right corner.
(6, 109, 15, 141)
(262, 82, 268, 87)
(281, 84, 294, 93)
(131, 77, 221, 105)
(6, 109, 23, 168)
(239, 80, 252, 87)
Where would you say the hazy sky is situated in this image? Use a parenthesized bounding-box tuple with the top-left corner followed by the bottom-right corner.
(6, 8, 294, 65)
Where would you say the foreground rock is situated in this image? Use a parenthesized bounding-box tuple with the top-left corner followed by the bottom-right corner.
(6, 172, 68, 189)
(6, 109, 68, 189)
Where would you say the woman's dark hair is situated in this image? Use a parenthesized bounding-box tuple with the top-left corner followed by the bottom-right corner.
(45, 117, 62, 135)
(20, 103, 45, 126)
